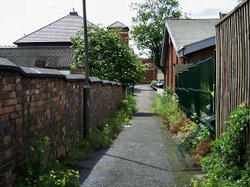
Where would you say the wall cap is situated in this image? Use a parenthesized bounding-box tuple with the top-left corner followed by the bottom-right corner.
(0, 57, 122, 85)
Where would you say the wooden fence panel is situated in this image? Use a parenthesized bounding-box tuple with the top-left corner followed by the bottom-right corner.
(216, 0, 250, 138)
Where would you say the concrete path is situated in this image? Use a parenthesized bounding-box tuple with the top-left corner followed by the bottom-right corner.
(80, 84, 199, 187)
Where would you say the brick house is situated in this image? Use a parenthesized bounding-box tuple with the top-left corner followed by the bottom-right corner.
(107, 21, 130, 46)
(0, 10, 93, 69)
(0, 16, 132, 71)
(160, 19, 219, 90)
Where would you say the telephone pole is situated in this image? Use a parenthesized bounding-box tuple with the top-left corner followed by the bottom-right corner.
(82, 0, 90, 137)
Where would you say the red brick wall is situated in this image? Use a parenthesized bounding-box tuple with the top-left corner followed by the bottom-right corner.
(90, 83, 124, 128)
(0, 68, 125, 186)
(164, 40, 180, 90)
(186, 47, 215, 64)
(120, 32, 129, 46)
(140, 59, 158, 83)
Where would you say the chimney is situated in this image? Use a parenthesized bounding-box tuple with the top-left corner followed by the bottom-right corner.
(35, 60, 47, 68)
(70, 8, 78, 16)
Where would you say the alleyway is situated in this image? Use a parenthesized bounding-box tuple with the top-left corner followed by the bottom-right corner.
(80, 84, 200, 187)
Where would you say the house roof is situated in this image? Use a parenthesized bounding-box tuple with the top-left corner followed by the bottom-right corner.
(177, 36, 215, 57)
(107, 21, 129, 32)
(0, 57, 17, 67)
(165, 19, 219, 54)
(0, 46, 73, 69)
(14, 11, 93, 44)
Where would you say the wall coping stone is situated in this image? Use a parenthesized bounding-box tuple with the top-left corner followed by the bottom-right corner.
(0, 57, 122, 85)
(64, 74, 85, 81)
(90, 77, 102, 83)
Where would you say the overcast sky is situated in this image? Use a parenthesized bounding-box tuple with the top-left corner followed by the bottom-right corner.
(0, 0, 240, 46)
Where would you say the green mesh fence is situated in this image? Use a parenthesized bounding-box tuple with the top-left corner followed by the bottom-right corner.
(175, 57, 215, 128)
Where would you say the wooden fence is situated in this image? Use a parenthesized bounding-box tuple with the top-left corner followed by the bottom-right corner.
(215, 0, 250, 137)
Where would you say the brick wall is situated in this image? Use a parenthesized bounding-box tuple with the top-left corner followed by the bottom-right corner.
(90, 81, 124, 128)
(140, 59, 158, 84)
(0, 59, 125, 186)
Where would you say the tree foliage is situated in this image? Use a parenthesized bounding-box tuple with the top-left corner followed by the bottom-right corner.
(71, 26, 146, 86)
(131, 0, 182, 73)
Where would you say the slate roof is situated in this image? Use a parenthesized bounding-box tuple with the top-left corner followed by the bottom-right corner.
(107, 21, 129, 32)
(165, 19, 219, 53)
(177, 36, 215, 57)
(0, 57, 17, 67)
(0, 46, 73, 69)
(14, 11, 93, 44)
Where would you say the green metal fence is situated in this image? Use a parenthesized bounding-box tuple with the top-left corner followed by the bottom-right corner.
(175, 57, 215, 127)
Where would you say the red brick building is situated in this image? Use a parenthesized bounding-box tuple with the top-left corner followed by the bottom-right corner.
(107, 21, 129, 46)
(161, 19, 219, 90)
(140, 58, 158, 83)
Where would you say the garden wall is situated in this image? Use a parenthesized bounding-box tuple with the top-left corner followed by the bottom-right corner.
(0, 58, 125, 186)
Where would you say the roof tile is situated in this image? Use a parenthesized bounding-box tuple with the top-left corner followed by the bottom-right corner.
(14, 12, 93, 44)
(166, 19, 219, 51)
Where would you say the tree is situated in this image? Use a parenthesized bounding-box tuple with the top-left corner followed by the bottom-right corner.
(131, 0, 182, 73)
(71, 26, 146, 86)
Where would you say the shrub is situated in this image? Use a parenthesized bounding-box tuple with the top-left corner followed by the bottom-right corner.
(175, 121, 198, 142)
(169, 117, 191, 134)
(17, 136, 80, 187)
(23, 135, 51, 183)
(152, 89, 183, 129)
(120, 94, 137, 120)
(38, 161, 80, 187)
(190, 139, 212, 168)
(87, 125, 111, 150)
(194, 104, 250, 186)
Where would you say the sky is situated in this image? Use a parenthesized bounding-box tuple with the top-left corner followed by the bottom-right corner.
(0, 0, 240, 46)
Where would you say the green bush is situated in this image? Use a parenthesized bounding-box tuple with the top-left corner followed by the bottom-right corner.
(38, 161, 80, 187)
(152, 88, 183, 129)
(62, 139, 93, 169)
(17, 136, 80, 187)
(88, 125, 111, 150)
(23, 135, 51, 183)
(193, 104, 250, 186)
(120, 94, 137, 120)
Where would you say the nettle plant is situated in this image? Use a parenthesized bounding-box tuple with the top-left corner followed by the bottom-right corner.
(200, 104, 250, 186)
(20, 135, 80, 187)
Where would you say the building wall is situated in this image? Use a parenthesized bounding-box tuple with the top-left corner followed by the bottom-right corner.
(186, 46, 215, 64)
(0, 46, 73, 69)
(120, 32, 129, 46)
(0, 64, 125, 186)
(140, 59, 158, 83)
(164, 38, 181, 90)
